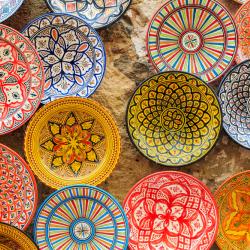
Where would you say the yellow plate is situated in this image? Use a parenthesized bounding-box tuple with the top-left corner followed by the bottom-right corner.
(24, 97, 120, 189)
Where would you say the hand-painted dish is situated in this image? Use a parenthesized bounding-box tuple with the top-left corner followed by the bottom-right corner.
(0, 144, 38, 230)
(147, 0, 237, 83)
(233, 0, 248, 4)
(123, 171, 218, 250)
(235, 0, 250, 63)
(218, 60, 250, 149)
(46, 0, 131, 29)
(0, 25, 44, 135)
(215, 170, 250, 250)
(22, 13, 106, 103)
(0, 222, 38, 249)
(127, 72, 222, 166)
(0, 0, 24, 22)
(24, 97, 120, 189)
(34, 185, 129, 249)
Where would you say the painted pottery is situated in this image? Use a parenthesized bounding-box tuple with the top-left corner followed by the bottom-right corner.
(233, 0, 248, 4)
(0, 0, 24, 22)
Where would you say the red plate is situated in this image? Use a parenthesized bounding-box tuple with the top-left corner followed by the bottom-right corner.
(123, 171, 218, 250)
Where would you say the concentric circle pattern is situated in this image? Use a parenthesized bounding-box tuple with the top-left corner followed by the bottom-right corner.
(34, 185, 129, 249)
(123, 171, 218, 250)
(218, 60, 250, 148)
(147, 0, 237, 83)
(127, 72, 221, 166)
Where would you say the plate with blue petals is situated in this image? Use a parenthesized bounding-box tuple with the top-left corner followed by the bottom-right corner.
(0, 0, 24, 22)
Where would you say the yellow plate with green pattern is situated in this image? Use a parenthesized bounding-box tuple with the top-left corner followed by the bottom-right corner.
(24, 97, 120, 189)
(127, 72, 222, 166)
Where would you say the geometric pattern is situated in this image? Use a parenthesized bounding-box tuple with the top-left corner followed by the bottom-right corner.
(127, 72, 222, 166)
(123, 171, 218, 250)
(34, 185, 129, 249)
(0, 0, 24, 22)
(147, 0, 237, 83)
(46, 0, 131, 29)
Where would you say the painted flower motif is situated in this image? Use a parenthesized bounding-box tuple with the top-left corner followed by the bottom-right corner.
(0, 68, 9, 82)
(162, 109, 184, 131)
(3, 84, 23, 105)
(0, 44, 14, 63)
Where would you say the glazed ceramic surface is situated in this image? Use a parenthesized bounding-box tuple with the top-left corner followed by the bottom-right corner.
(235, 0, 250, 63)
(127, 72, 222, 166)
(215, 170, 250, 250)
(147, 0, 237, 83)
(0, 144, 38, 230)
(123, 171, 218, 250)
(34, 185, 129, 249)
(22, 13, 106, 103)
(46, 0, 131, 29)
(0, 25, 44, 135)
(24, 97, 120, 189)
(218, 60, 250, 149)
(233, 0, 247, 4)
(0, 0, 24, 22)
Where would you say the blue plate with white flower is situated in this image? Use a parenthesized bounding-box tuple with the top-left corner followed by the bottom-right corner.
(21, 13, 106, 103)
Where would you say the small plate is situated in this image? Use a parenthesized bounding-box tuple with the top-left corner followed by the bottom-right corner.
(46, 0, 131, 29)
(235, 0, 250, 63)
(22, 13, 106, 103)
(34, 185, 129, 249)
(0, 24, 45, 135)
(123, 171, 218, 250)
(215, 170, 250, 250)
(127, 72, 222, 166)
(218, 60, 250, 149)
(0, 144, 38, 230)
(24, 97, 120, 189)
(0, 0, 24, 22)
(147, 0, 237, 83)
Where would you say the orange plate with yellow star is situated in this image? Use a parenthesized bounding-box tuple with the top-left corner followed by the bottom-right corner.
(24, 97, 120, 189)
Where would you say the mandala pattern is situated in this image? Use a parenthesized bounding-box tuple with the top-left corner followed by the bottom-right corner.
(218, 60, 250, 149)
(147, 0, 237, 83)
(34, 185, 129, 249)
(46, 0, 131, 29)
(0, 0, 24, 22)
(215, 171, 250, 250)
(24, 97, 120, 189)
(0, 25, 44, 134)
(123, 171, 218, 250)
(127, 72, 221, 166)
(22, 13, 105, 103)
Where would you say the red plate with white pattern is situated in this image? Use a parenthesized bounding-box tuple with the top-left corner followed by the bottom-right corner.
(123, 171, 218, 250)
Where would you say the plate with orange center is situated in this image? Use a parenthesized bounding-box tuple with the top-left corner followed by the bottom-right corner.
(24, 97, 120, 189)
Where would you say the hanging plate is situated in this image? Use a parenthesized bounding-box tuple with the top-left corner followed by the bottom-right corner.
(0, 0, 24, 22)
(21, 13, 106, 103)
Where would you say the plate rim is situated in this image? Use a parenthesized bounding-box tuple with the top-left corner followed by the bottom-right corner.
(0, 0, 25, 22)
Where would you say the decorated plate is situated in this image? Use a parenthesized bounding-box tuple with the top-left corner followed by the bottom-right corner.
(0, 25, 44, 135)
(233, 0, 248, 4)
(0, 144, 38, 230)
(123, 171, 218, 250)
(215, 170, 250, 250)
(46, 0, 131, 29)
(235, 0, 250, 63)
(0, 0, 24, 22)
(127, 72, 222, 166)
(34, 185, 129, 249)
(21, 13, 106, 103)
(218, 60, 250, 149)
(24, 97, 120, 189)
(147, 0, 237, 83)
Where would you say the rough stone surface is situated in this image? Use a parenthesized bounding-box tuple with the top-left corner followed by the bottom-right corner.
(0, 0, 248, 249)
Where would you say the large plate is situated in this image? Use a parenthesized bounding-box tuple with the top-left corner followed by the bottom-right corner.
(34, 185, 129, 249)
(0, 25, 45, 135)
(0, 0, 24, 22)
(215, 170, 250, 250)
(147, 0, 237, 83)
(127, 72, 222, 166)
(22, 13, 106, 103)
(24, 97, 120, 189)
(123, 171, 218, 250)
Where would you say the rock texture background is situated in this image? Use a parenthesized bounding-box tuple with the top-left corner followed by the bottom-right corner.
(1, 0, 249, 249)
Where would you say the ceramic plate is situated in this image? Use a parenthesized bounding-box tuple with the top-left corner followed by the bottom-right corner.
(22, 13, 106, 103)
(0, 144, 38, 230)
(147, 0, 237, 83)
(218, 60, 250, 148)
(24, 97, 120, 189)
(0, 25, 44, 135)
(46, 0, 131, 29)
(235, 0, 250, 63)
(215, 170, 250, 250)
(123, 171, 218, 250)
(0, 0, 24, 22)
(127, 72, 222, 166)
(34, 185, 129, 249)
(233, 0, 247, 4)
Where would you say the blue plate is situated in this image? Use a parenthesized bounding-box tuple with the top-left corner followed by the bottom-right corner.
(0, 0, 24, 22)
